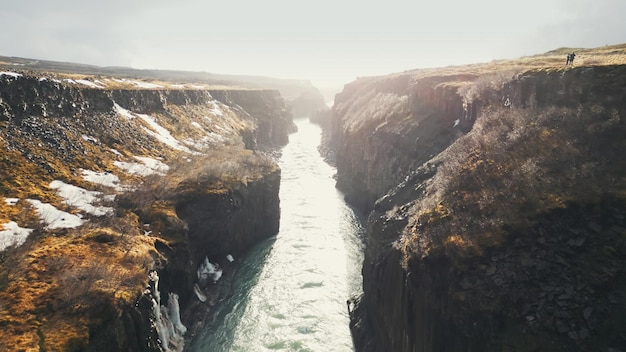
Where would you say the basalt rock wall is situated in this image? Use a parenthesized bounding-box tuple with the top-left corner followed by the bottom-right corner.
(0, 73, 291, 351)
(208, 89, 295, 147)
(330, 65, 626, 351)
(330, 73, 473, 213)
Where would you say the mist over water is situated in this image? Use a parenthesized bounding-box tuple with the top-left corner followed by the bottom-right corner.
(188, 118, 364, 352)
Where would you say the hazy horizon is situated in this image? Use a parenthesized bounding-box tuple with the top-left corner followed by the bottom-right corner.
(2, 0, 625, 91)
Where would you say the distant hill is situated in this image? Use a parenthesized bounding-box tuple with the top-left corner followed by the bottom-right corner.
(0, 55, 327, 116)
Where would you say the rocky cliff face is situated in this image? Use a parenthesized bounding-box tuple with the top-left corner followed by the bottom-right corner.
(0, 71, 292, 351)
(329, 54, 626, 351)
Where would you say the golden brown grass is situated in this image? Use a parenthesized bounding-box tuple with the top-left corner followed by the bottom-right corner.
(0, 74, 281, 350)
(0, 217, 159, 351)
(398, 100, 626, 265)
(389, 43, 626, 84)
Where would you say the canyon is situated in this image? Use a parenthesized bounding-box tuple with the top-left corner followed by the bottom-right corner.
(2, 43, 626, 352)
(0, 66, 324, 350)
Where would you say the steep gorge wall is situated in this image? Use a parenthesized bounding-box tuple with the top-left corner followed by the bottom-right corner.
(330, 65, 626, 351)
(330, 73, 473, 213)
(0, 74, 292, 351)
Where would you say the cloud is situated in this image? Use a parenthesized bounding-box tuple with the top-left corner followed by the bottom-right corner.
(0, 0, 624, 88)
(525, 0, 626, 51)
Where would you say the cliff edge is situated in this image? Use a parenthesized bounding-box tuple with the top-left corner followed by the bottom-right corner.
(0, 70, 293, 351)
(329, 44, 626, 351)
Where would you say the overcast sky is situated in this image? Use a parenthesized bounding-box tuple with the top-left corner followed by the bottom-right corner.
(1, 0, 624, 90)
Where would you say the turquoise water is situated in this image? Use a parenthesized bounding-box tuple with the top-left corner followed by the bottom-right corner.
(188, 118, 364, 352)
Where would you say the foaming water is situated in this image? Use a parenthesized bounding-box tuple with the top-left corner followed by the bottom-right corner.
(188, 118, 364, 352)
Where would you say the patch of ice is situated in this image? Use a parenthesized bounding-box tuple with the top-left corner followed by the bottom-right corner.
(0, 221, 33, 251)
(136, 113, 195, 153)
(27, 199, 85, 229)
(81, 169, 125, 191)
(49, 180, 113, 216)
(4, 198, 19, 205)
(197, 257, 223, 282)
(193, 283, 207, 302)
(114, 156, 169, 176)
(0, 71, 22, 78)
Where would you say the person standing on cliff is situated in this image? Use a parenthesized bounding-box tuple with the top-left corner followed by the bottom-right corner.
(566, 52, 576, 65)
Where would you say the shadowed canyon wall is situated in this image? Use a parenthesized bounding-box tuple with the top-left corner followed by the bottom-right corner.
(329, 65, 626, 351)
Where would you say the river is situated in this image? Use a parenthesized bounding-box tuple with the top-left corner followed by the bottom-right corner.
(188, 118, 365, 352)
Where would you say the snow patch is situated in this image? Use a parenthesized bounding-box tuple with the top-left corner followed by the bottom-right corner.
(136, 113, 195, 153)
(209, 102, 223, 116)
(0, 71, 22, 78)
(82, 135, 98, 143)
(110, 148, 122, 156)
(49, 180, 113, 216)
(132, 81, 163, 89)
(0, 221, 33, 251)
(114, 156, 169, 176)
(114, 103, 135, 119)
(75, 79, 104, 88)
(27, 199, 85, 229)
(4, 198, 19, 205)
(226, 254, 234, 262)
(81, 169, 125, 191)
(453, 119, 460, 127)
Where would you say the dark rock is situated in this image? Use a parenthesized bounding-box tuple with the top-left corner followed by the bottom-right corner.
(331, 64, 626, 352)
(556, 319, 570, 333)
(588, 222, 602, 233)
